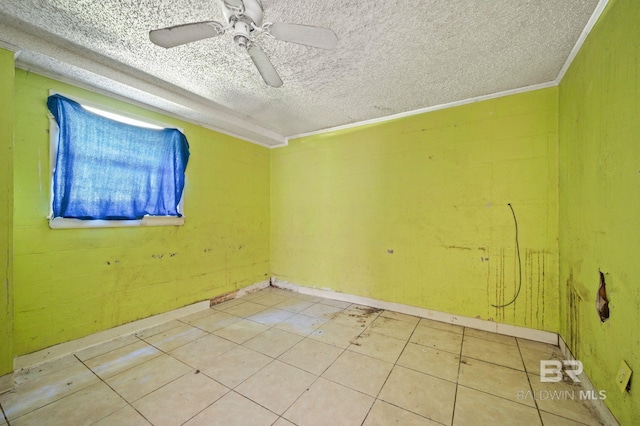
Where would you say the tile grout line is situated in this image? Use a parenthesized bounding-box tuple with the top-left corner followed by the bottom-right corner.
(253, 351, 334, 424)
(265, 301, 379, 424)
(388, 323, 466, 387)
(453, 334, 534, 373)
(360, 314, 420, 425)
(266, 307, 355, 423)
(318, 310, 381, 424)
(454, 335, 559, 416)
(178, 390, 271, 426)
(200, 293, 354, 424)
(4, 355, 110, 424)
(153, 305, 281, 426)
(359, 316, 453, 425)
(96, 329, 259, 425)
(516, 338, 545, 425)
(450, 325, 467, 426)
(74, 351, 157, 426)
(0, 401, 10, 426)
(81, 334, 162, 379)
(79, 332, 222, 425)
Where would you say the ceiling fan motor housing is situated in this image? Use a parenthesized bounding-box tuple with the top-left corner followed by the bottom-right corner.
(233, 21, 251, 46)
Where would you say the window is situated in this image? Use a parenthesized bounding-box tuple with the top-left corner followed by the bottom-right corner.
(47, 94, 190, 229)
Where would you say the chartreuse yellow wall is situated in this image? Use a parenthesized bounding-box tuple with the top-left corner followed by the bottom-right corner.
(558, 0, 639, 423)
(12, 70, 270, 356)
(272, 87, 559, 331)
(5, 2, 638, 423)
(0, 49, 15, 379)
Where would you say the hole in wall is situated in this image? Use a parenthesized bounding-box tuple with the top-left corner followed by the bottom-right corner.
(596, 270, 610, 322)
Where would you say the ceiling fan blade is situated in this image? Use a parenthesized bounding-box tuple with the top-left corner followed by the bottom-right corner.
(246, 44, 283, 88)
(149, 21, 225, 48)
(268, 23, 338, 50)
(223, 0, 245, 13)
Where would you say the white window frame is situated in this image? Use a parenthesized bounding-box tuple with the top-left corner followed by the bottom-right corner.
(48, 91, 186, 229)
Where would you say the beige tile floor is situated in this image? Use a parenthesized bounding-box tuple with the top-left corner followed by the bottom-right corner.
(0, 287, 609, 426)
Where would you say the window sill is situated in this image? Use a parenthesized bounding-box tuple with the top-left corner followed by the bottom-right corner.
(49, 216, 185, 229)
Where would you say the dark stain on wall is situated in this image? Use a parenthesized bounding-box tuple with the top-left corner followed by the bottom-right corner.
(524, 249, 546, 329)
(567, 269, 581, 359)
(492, 248, 507, 322)
(488, 248, 547, 329)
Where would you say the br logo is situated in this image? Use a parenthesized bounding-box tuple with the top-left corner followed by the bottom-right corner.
(540, 360, 583, 383)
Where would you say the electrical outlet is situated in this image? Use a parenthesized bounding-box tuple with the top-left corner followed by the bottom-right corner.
(616, 360, 632, 393)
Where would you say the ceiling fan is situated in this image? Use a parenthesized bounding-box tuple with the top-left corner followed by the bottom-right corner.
(149, 0, 339, 88)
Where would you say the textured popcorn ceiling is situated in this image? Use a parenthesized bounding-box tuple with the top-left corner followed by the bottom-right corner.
(0, 0, 603, 146)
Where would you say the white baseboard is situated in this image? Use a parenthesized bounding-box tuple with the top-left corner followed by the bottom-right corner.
(273, 278, 558, 344)
(14, 280, 272, 372)
(14, 300, 210, 371)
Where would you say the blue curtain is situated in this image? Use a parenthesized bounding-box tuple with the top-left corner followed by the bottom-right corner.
(47, 94, 190, 220)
